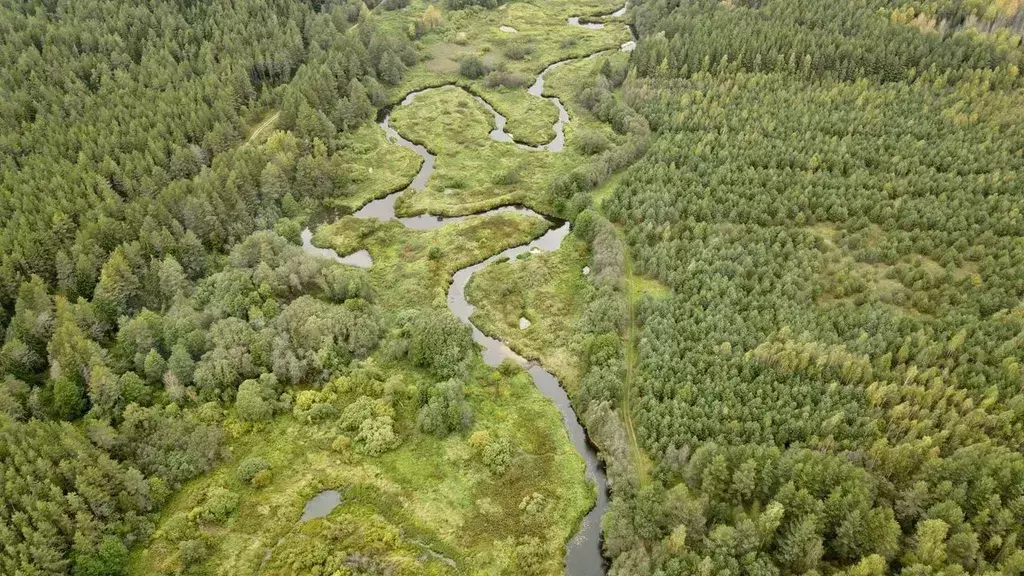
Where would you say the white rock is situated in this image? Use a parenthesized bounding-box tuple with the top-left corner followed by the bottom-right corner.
(519, 317, 531, 329)
(499, 25, 518, 33)
(582, 266, 591, 276)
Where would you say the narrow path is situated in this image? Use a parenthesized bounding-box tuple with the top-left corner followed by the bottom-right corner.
(619, 233, 650, 484)
(247, 111, 280, 144)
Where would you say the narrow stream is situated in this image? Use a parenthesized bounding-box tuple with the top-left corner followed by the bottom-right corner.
(297, 7, 637, 573)
(300, 228, 373, 267)
(447, 223, 609, 575)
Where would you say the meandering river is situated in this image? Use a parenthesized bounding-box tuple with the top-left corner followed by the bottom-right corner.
(300, 7, 636, 573)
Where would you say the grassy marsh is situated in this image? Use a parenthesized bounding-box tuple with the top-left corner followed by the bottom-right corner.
(388, 87, 573, 217)
(327, 123, 423, 213)
(129, 362, 592, 575)
(315, 209, 552, 311)
(465, 235, 591, 392)
(383, 0, 631, 143)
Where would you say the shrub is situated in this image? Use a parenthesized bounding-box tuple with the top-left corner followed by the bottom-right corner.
(179, 539, 209, 567)
(483, 69, 532, 88)
(494, 165, 521, 185)
(306, 402, 339, 423)
(162, 512, 195, 542)
(195, 487, 239, 523)
(339, 396, 377, 431)
(459, 55, 489, 79)
(356, 416, 400, 455)
(235, 374, 280, 423)
(469, 429, 491, 449)
(408, 310, 473, 379)
(236, 457, 271, 483)
(418, 379, 472, 436)
(503, 40, 532, 60)
(250, 469, 273, 488)
(518, 492, 550, 517)
(482, 436, 517, 474)
(331, 434, 352, 452)
(576, 129, 611, 155)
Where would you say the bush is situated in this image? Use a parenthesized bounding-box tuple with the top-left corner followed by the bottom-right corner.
(418, 379, 472, 436)
(250, 469, 272, 488)
(408, 310, 474, 379)
(331, 434, 352, 452)
(273, 217, 301, 244)
(494, 165, 521, 185)
(72, 535, 129, 576)
(339, 396, 377, 431)
(235, 374, 281, 423)
(356, 415, 400, 455)
(236, 457, 271, 484)
(178, 539, 209, 567)
(469, 429, 491, 449)
(195, 487, 239, 523)
(459, 55, 489, 79)
(576, 129, 611, 155)
(503, 40, 532, 60)
(306, 402, 339, 423)
(482, 436, 517, 474)
(162, 513, 195, 542)
(483, 69, 532, 88)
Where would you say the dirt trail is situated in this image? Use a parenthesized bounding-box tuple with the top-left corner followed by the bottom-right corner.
(247, 111, 280, 144)
(621, 240, 651, 484)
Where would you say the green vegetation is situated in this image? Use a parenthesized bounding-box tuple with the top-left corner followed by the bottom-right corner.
(581, 0, 1024, 574)
(466, 236, 591, 389)
(1, 0, 624, 571)
(10, 0, 1024, 573)
(394, 0, 629, 83)
(315, 211, 552, 310)
(327, 123, 424, 213)
(386, 87, 573, 216)
(130, 362, 591, 575)
(385, 0, 630, 143)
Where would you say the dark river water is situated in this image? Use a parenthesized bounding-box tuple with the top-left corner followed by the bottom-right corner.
(298, 8, 638, 573)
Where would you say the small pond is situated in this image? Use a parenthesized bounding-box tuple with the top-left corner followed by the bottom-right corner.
(300, 489, 342, 522)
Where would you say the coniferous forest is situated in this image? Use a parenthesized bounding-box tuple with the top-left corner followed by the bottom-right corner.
(2, 0, 1024, 574)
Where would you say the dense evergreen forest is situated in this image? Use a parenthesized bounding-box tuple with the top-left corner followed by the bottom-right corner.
(3, 0, 1024, 573)
(589, 0, 1024, 574)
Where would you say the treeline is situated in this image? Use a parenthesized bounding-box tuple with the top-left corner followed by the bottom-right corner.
(594, 0, 1024, 573)
(895, 0, 1024, 35)
(572, 210, 654, 561)
(631, 0, 1023, 84)
(550, 57, 651, 217)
